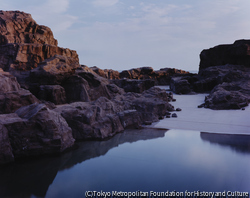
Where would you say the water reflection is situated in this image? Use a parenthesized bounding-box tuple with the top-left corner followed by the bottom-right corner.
(0, 128, 167, 198)
(200, 132, 250, 154)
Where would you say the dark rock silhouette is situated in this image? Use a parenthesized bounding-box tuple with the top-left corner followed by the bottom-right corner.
(170, 40, 250, 109)
(199, 39, 250, 70)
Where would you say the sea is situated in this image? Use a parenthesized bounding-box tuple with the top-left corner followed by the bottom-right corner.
(0, 87, 249, 198)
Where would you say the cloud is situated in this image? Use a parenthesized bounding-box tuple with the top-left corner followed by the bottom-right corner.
(92, 0, 119, 7)
(1, 0, 250, 71)
(0, 0, 78, 33)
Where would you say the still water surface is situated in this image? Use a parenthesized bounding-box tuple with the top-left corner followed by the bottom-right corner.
(0, 128, 250, 198)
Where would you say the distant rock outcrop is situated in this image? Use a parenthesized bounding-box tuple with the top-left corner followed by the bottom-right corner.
(199, 39, 250, 70)
(91, 66, 190, 86)
(170, 40, 250, 109)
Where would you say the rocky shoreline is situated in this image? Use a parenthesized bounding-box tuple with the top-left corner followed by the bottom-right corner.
(0, 11, 178, 165)
(0, 10, 249, 165)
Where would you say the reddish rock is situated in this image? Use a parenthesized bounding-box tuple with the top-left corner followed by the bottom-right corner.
(0, 11, 79, 73)
(0, 10, 57, 46)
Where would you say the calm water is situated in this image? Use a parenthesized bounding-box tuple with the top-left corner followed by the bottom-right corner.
(0, 128, 250, 198)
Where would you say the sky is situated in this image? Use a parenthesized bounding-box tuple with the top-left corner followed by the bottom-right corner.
(1, 0, 250, 72)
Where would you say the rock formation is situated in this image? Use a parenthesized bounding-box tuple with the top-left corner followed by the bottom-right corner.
(90, 66, 190, 86)
(170, 40, 250, 110)
(0, 11, 176, 164)
(199, 39, 250, 70)
(0, 10, 78, 86)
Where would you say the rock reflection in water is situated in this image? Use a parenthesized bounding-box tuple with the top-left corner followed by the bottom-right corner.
(0, 128, 167, 198)
(200, 132, 250, 154)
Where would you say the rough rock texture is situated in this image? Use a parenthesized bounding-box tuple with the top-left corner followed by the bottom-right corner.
(0, 11, 177, 164)
(170, 40, 250, 110)
(204, 81, 250, 109)
(0, 10, 78, 73)
(0, 103, 74, 159)
(38, 85, 66, 105)
(0, 70, 39, 114)
(77, 71, 112, 101)
(170, 77, 192, 94)
(55, 87, 174, 140)
(0, 11, 57, 45)
(29, 55, 79, 86)
(54, 99, 125, 140)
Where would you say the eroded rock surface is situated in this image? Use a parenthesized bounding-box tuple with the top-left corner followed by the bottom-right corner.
(0, 103, 74, 161)
(0, 11, 176, 164)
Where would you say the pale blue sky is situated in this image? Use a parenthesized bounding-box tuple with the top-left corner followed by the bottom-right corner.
(1, 0, 250, 71)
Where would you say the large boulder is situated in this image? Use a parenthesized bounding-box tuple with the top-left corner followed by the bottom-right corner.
(204, 82, 250, 109)
(0, 103, 75, 160)
(170, 77, 192, 94)
(0, 70, 39, 114)
(0, 88, 39, 114)
(54, 99, 125, 140)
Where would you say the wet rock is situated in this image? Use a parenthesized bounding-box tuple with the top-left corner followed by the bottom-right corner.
(0, 103, 74, 161)
(198, 104, 205, 108)
(15, 103, 74, 153)
(54, 100, 124, 140)
(204, 83, 249, 110)
(172, 113, 178, 118)
(170, 77, 191, 94)
(117, 110, 141, 129)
